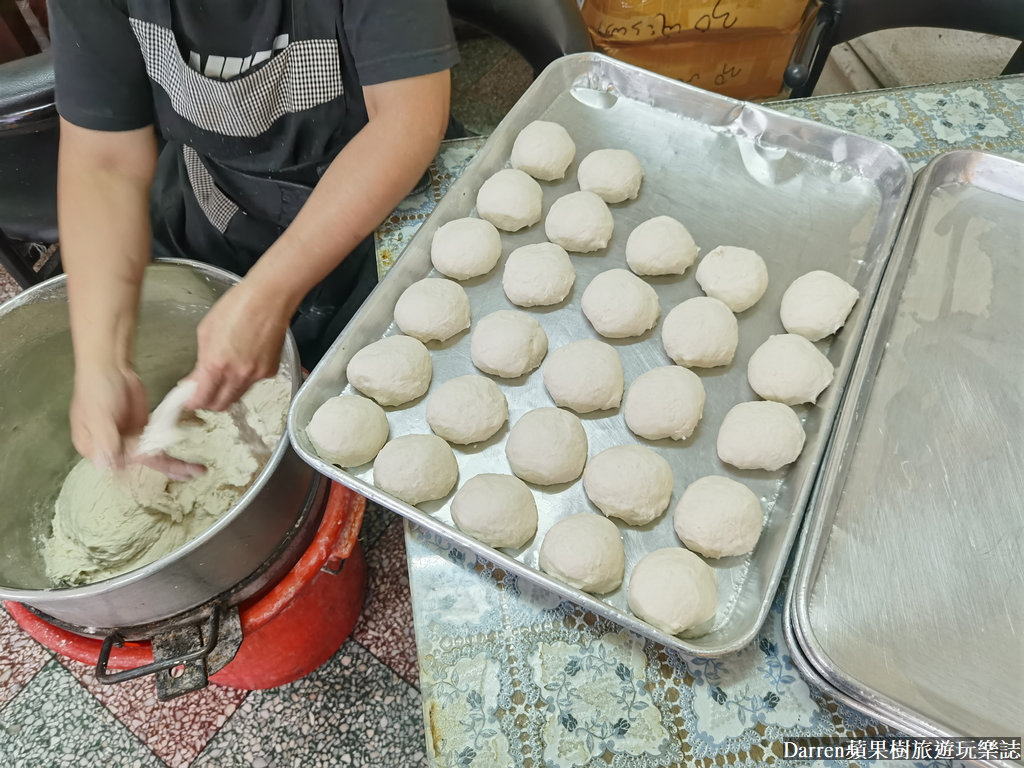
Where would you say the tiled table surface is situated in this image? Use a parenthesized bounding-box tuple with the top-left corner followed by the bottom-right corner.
(374, 75, 1024, 768)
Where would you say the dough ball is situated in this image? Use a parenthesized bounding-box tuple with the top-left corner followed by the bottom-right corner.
(539, 512, 625, 594)
(373, 434, 458, 505)
(393, 278, 471, 343)
(581, 268, 660, 339)
(626, 216, 699, 276)
(476, 168, 543, 232)
(347, 335, 432, 406)
(695, 245, 769, 312)
(502, 242, 575, 307)
(471, 310, 548, 378)
(625, 366, 705, 441)
(780, 270, 860, 341)
(544, 191, 614, 252)
(430, 217, 502, 280)
(747, 333, 834, 405)
(577, 148, 643, 203)
(505, 407, 588, 485)
(306, 395, 389, 467)
(628, 548, 717, 636)
(450, 473, 538, 549)
(542, 339, 623, 413)
(717, 401, 805, 471)
(426, 375, 508, 445)
(510, 120, 576, 181)
(583, 445, 673, 525)
(661, 296, 738, 368)
(673, 475, 763, 558)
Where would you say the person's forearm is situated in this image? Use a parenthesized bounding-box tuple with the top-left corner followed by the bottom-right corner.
(57, 119, 158, 371)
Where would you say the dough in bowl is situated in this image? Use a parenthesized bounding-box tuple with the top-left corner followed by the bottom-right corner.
(626, 215, 699, 276)
(430, 217, 502, 280)
(695, 245, 769, 312)
(624, 366, 706, 441)
(510, 120, 576, 181)
(628, 548, 717, 636)
(717, 401, 805, 471)
(780, 270, 860, 341)
(426, 374, 508, 444)
(747, 333, 834, 405)
(306, 395, 389, 467)
(542, 339, 623, 413)
(347, 335, 432, 406)
(581, 268, 660, 338)
(673, 475, 763, 558)
(539, 512, 625, 594)
(393, 277, 471, 343)
(502, 242, 575, 307)
(471, 310, 548, 378)
(661, 296, 738, 368)
(577, 148, 643, 203)
(373, 434, 458, 505)
(450, 473, 538, 549)
(476, 168, 543, 232)
(544, 191, 614, 253)
(583, 444, 674, 525)
(505, 407, 588, 485)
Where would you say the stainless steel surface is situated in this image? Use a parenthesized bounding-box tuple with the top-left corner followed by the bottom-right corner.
(291, 53, 912, 656)
(787, 150, 1024, 751)
(0, 259, 317, 630)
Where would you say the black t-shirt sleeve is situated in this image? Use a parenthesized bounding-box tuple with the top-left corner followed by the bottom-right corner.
(342, 0, 459, 87)
(49, 0, 155, 131)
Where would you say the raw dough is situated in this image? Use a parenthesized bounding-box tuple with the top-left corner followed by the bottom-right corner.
(581, 268, 660, 339)
(471, 310, 548, 378)
(430, 217, 502, 280)
(577, 148, 643, 203)
(626, 216, 699, 276)
(426, 374, 508, 444)
(695, 245, 769, 312)
(673, 475, 763, 558)
(393, 277, 471, 343)
(628, 548, 717, 636)
(476, 168, 543, 232)
(624, 366, 706, 441)
(373, 434, 458, 505)
(542, 339, 623, 413)
(502, 242, 575, 307)
(583, 445, 673, 525)
(747, 333, 834, 405)
(307, 395, 389, 467)
(544, 191, 614, 252)
(661, 296, 738, 368)
(450, 473, 538, 549)
(780, 270, 860, 341)
(505, 407, 588, 485)
(510, 120, 576, 181)
(717, 401, 805, 471)
(347, 335, 432, 406)
(539, 512, 625, 594)
(45, 374, 291, 586)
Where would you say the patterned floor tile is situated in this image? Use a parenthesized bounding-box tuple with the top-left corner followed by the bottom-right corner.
(467, 49, 533, 116)
(192, 639, 426, 768)
(450, 36, 511, 98)
(0, 605, 52, 711)
(0, 660, 164, 768)
(358, 499, 397, 553)
(352, 519, 418, 687)
(57, 656, 249, 768)
(0, 266, 21, 303)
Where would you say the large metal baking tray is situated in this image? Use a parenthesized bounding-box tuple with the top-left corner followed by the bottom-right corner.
(786, 150, 1024, 753)
(290, 53, 911, 656)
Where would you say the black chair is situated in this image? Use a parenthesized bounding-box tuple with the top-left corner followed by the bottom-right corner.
(784, 0, 1024, 98)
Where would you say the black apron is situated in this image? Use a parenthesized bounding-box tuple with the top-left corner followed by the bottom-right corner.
(128, 0, 378, 364)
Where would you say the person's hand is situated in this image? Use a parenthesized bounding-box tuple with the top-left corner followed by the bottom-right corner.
(185, 279, 291, 412)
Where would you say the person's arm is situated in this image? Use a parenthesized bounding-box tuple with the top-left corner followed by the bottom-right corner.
(186, 69, 451, 410)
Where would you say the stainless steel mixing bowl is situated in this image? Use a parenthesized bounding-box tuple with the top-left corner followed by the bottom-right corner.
(0, 259, 316, 630)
